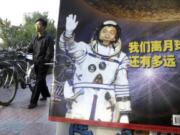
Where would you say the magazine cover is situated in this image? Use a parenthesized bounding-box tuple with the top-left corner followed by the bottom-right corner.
(49, 0, 180, 133)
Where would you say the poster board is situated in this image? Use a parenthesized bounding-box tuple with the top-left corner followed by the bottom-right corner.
(49, 0, 180, 134)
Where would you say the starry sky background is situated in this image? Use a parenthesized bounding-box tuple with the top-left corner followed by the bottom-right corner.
(53, 0, 180, 127)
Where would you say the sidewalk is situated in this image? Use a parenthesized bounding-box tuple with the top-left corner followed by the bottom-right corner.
(0, 74, 56, 135)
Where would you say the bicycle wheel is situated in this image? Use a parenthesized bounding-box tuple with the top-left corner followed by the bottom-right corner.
(0, 68, 18, 106)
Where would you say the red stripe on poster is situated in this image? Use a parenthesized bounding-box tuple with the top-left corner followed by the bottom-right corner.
(49, 116, 180, 134)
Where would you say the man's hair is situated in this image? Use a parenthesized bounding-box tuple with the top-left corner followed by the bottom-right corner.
(35, 18, 47, 27)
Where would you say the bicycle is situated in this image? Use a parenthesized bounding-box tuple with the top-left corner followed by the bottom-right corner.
(0, 49, 36, 106)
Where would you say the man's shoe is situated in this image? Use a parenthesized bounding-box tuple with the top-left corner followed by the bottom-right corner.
(40, 97, 47, 101)
(28, 103, 37, 109)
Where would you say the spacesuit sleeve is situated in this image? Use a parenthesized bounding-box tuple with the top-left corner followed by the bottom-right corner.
(114, 52, 130, 101)
(59, 32, 87, 63)
(113, 53, 131, 122)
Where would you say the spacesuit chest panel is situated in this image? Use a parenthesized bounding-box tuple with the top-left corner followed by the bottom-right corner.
(73, 52, 120, 84)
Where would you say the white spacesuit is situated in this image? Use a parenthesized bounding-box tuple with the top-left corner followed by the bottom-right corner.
(59, 14, 131, 123)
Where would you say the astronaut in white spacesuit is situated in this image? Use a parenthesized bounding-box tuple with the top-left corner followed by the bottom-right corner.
(59, 14, 131, 123)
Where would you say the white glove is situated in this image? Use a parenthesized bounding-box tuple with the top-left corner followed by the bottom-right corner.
(112, 100, 131, 122)
(65, 14, 79, 37)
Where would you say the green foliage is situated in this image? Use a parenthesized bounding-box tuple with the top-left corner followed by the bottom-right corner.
(0, 12, 56, 49)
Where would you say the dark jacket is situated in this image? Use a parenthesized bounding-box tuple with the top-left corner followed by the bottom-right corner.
(28, 32, 54, 65)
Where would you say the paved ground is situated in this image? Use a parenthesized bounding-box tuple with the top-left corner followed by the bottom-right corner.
(0, 74, 56, 135)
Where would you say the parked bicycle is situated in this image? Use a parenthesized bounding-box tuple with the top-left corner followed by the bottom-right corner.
(0, 49, 36, 106)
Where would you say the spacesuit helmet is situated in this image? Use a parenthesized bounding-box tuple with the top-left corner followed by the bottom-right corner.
(91, 20, 122, 56)
(93, 20, 121, 44)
